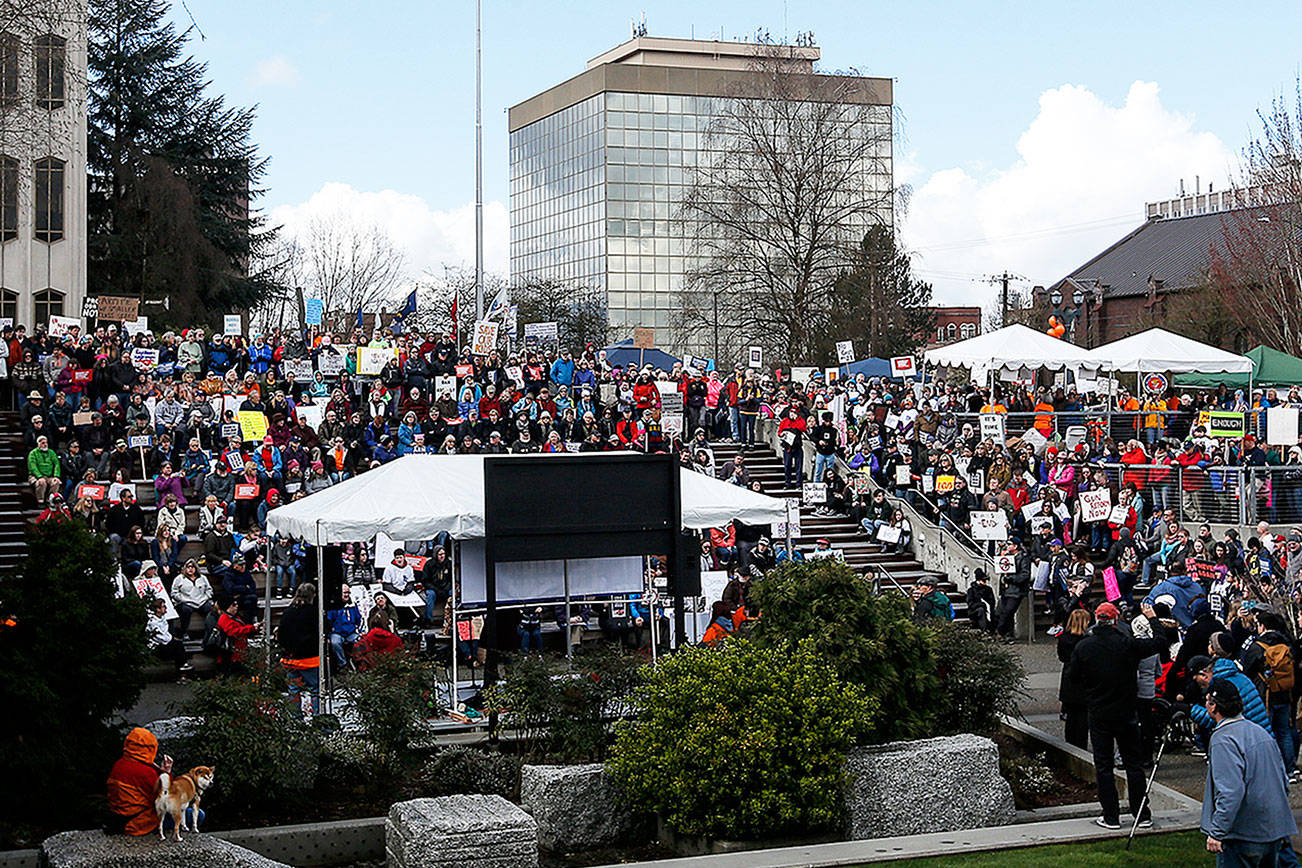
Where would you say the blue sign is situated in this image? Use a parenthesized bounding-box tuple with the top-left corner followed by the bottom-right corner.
(304, 298, 324, 326)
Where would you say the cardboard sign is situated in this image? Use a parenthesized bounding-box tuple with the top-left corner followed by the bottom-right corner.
(835, 340, 855, 364)
(48, 315, 80, 338)
(1080, 489, 1112, 523)
(748, 346, 763, 369)
(96, 296, 140, 322)
(1207, 410, 1245, 439)
(234, 483, 260, 500)
(224, 314, 242, 336)
(134, 576, 177, 619)
(1266, 407, 1300, 446)
(357, 346, 393, 376)
(979, 413, 1005, 443)
(894, 465, 911, 486)
(971, 510, 1009, 541)
(434, 375, 457, 398)
(1020, 499, 1046, 522)
(633, 327, 656, 349)
(283, 358, 314, 383)
(890, 356, 916, 377)
(318, 352, 345, 376)
(236, 410, 268, 442)
(73, 411, 94, 426)
(128, 435, 152, 449)
(801, 482, 828, 504)
(995, 554, 1016, 575)
(1107, 504, 1131, 526)
(304, 298, 324, 326)
(77, 483, 105, 501)
(506, 365, 524, 388)
(472, 320, 499, 355)
(455, 364, 474, 378)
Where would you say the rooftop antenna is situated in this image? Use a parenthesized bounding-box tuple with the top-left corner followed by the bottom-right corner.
(631, 14, 647, 38)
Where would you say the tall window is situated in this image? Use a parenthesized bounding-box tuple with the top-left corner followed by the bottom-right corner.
(0, 289, 16, 323)
(34, 34, 65, 110)
(0, 32, 17, 108)
(34, 156, 63, 242)
(0, 156, 16, 242)
(34, 288, 63, 323)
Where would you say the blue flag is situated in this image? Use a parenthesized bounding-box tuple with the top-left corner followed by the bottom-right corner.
(391, 290, 418, 334)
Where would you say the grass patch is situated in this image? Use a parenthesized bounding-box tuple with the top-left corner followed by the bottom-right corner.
(862, 830, 1206, 867)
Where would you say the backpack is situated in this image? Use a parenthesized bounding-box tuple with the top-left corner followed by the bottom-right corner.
(202, 611, 233, 654)
(1257, 640, 1296, 694)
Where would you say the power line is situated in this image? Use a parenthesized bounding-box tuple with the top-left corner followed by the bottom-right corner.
(911, 212, 1139, 253)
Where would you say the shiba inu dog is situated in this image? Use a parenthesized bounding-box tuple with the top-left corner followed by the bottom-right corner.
(154, 766, 214, 840)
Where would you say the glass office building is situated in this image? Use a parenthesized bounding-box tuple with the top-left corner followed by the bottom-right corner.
(509, 37, 893, 354)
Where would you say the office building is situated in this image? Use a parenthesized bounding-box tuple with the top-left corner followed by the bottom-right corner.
(509, 36, 893, 354)
(0, 0, 87, 330)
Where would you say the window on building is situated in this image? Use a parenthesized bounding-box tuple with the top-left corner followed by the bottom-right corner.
(0, 32, 18, 108)
(34, 34, 65, 110)
(34, 156, 63, 242)
(960, 323, 976, 339)
(0, 289, 15, 322)
(946, 322, 957, 340)
(34, 287, 63, 323)
(0, 155, 15, 241)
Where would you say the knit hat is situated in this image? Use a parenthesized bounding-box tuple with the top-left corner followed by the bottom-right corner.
(1209, 631, 1235, 657)
(1094, 602, 1120, 622)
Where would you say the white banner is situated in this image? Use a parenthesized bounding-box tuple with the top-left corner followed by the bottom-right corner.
(1080, 488, 1112, 523)
(971, 510, 1009, 541)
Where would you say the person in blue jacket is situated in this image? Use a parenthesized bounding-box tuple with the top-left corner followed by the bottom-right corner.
(1143, 572, 1204, 630)
(1176, 651, 1274, 737)
(327, 585, 363, 671)
(549, 350, 576, 388)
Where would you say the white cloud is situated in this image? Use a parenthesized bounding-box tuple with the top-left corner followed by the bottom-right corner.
(901, 81, 1234, 308)
(269, 182, 509, 279)
(249, 56, 302, 88)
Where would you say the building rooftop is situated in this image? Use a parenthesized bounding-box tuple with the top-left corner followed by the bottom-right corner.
(1052, 211, 1229, 299)
(586, 36, 819, 71)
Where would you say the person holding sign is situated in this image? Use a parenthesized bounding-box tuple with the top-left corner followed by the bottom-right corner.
(777, 408, 807, 487)
(994, 540, 1031, 642)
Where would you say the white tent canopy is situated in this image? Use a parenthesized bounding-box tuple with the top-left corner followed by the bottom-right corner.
(266, 453, 787, 545)
(1087, 328, 1255, 374)
(923, 324, 1098, 377)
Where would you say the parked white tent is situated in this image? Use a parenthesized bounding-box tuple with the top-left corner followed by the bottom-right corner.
(1087, 328, 1255, 375)
(923, 323, 1099, 382)
(267, 452, 786, 545)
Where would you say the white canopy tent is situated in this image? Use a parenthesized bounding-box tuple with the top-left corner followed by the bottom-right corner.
(923, 324, 1099, 383)
(267, 452, 786, 544)
(1086, 328, 1255, 375)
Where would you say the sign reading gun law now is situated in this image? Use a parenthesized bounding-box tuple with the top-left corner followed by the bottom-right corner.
(1207, 410, 1245, 439)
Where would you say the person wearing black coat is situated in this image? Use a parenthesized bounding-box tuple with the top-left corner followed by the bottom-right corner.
(1165, 600, 1222, 700)
(276, 583, 323, 716)
(1069, 601, 1167, 829)
(1056, 608, 1092, 749)
(965, 569, 996, 633)
(994, 541, 1031, 642)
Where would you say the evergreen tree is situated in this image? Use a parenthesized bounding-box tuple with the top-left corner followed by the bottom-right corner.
(87, 0, 282, 324)
(828, 226, 935, 361)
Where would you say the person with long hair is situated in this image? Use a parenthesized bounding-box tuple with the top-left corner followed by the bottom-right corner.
(276, 583, 322, 717)
(1057, 607, 1093, 749)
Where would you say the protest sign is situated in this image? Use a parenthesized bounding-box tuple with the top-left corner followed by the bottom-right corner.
(1020, 499, 1046, 522)
(123, 316, 149, 337)
(506, 365, 524, 388)
(236, 410, 268, 442)
(995, 554, 1016, 574)
(972, 510, 1009, 541)
(356, 346, 392, 376)
(131, 347, 158, 370)
(894, 465, 911, 486)
(224, 314, 242, 336)
(801, 482, 827, 504)
(662, 414, 684, 439)
(824, 367, 839, 383)
(980, 413, 1005, 443)
(791, 366, 816, 384)
(71, 368, 93, 384)
(835, 340, 854, 364)
(318, 352, 345, 376)
(748, 346, 763, 369)
(472, 320, 499, 355)
(877, 525, 902, 544)
(1267, 407, 1300, 446)
(455, 364, 473, 378)
(633, 327, 655, 349)
(1080, 489, 1112, 523)
(1107, 504, 1131, 526)
(48, 315, 80, 338)
(890, 356, 916, 377)
(235, 483, 260, 500)
(1207, 411, 1245, 439)
(81, 297, 98, 319)
(774, 497, 802, 539)
(283, 358, 314, 383)
(296, 404, 324, 431)
(304, 298, 324, 326)
(523, 322, 559, 353)
(77, 483, 105, 501)
(935, 474, 956, 493)
(1030, 515, 1055, 534)
(128, 435, 152, 449)
(968, 469, 985, 494)
(96, 296, 140, 322)
(434, 375, 457, 398)
(73, 411, 94, 426)
(134, 576, 177, 619)
(221, 423, 240, 440)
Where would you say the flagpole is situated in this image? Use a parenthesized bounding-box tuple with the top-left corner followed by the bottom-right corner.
(474, 0, 484, 323)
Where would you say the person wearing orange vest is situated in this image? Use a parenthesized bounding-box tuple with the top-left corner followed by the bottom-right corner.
(277, 582, 322, 717)
(106, 727, 173, 835)
(702, 601, 736, 646)
(1033, 391, 1056, 437)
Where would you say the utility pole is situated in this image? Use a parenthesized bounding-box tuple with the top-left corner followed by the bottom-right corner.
(474, 0, 484, 322)
(999, 271, 1011, 328)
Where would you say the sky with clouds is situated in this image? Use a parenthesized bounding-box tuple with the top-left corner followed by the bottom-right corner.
(168, 0, 1301, 311)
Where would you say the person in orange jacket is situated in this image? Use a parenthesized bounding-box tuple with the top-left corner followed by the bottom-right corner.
(106, 727, 185, 835)
(702, 601, 736, 646)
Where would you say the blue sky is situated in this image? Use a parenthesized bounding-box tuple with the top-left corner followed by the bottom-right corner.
(169, 0, 1302, 306)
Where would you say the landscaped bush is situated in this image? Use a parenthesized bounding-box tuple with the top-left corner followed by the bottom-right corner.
(925, 620, 1026, 735)
(335, 651, 443, 772)
(607, 639, 875, 840)
(747, 559, 939, 743)
(184, 662, 320, 811)
(0, 520, 149, 846)
(420, 746, 522, 800)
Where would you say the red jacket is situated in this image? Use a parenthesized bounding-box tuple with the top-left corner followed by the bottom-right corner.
(1120, 446, 1149, 489)
(354, 627, 403, 671)
(632, 382, 659, 411)
(1175, 449, 1207, 491)
(218, 611, 259, 662)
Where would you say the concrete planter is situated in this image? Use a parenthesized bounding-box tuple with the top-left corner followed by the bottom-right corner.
(518, 764, 651, 853)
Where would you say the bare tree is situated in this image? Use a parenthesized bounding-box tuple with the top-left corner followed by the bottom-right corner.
(673, 44, 894, 366)
(291, 215, 407, 326)
(1207, 80, 1302, 353)
(513, 276, 608, 351)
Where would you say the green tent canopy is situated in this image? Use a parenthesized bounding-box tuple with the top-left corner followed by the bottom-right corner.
(1173, 345, 1302, 389)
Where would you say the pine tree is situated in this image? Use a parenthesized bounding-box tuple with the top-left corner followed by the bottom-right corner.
(87, 0, 281, 324)
(828, 226, 935, 361)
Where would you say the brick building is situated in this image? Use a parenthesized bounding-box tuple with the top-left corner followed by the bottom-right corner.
(924, 306, 981, 347)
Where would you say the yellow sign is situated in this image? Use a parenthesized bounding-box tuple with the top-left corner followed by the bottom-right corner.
(936, 474, 956, 493)
(237, 410, 268, 442)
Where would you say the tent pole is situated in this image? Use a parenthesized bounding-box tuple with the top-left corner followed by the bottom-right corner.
(264, 548, 274, 669)
(647, 556, 657, 666)
(450, 541, 459, 713)
(316, 524, 327, 715)
(563, 560, 572, 664)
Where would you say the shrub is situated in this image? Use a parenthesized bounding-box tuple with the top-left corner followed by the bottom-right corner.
(607, 639, 875, 840)
(184, 662, 320, 812)
(420, 746, 522, 800)
(747, 559, 939, 742)
(0, 520, 149, 843)
(335, 651, 442, 772)
(925, 621, 1026, 735)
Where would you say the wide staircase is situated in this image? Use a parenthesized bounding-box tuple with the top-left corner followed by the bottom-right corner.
(713, 441, 968, 623)
(0, 411, 30, 571)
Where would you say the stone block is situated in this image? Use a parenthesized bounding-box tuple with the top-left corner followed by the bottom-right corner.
(39, 830, 289, 868)
(519, 764, 650, 852)
(843, 733, 1015, 839)
(386, 795, 538, 868)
